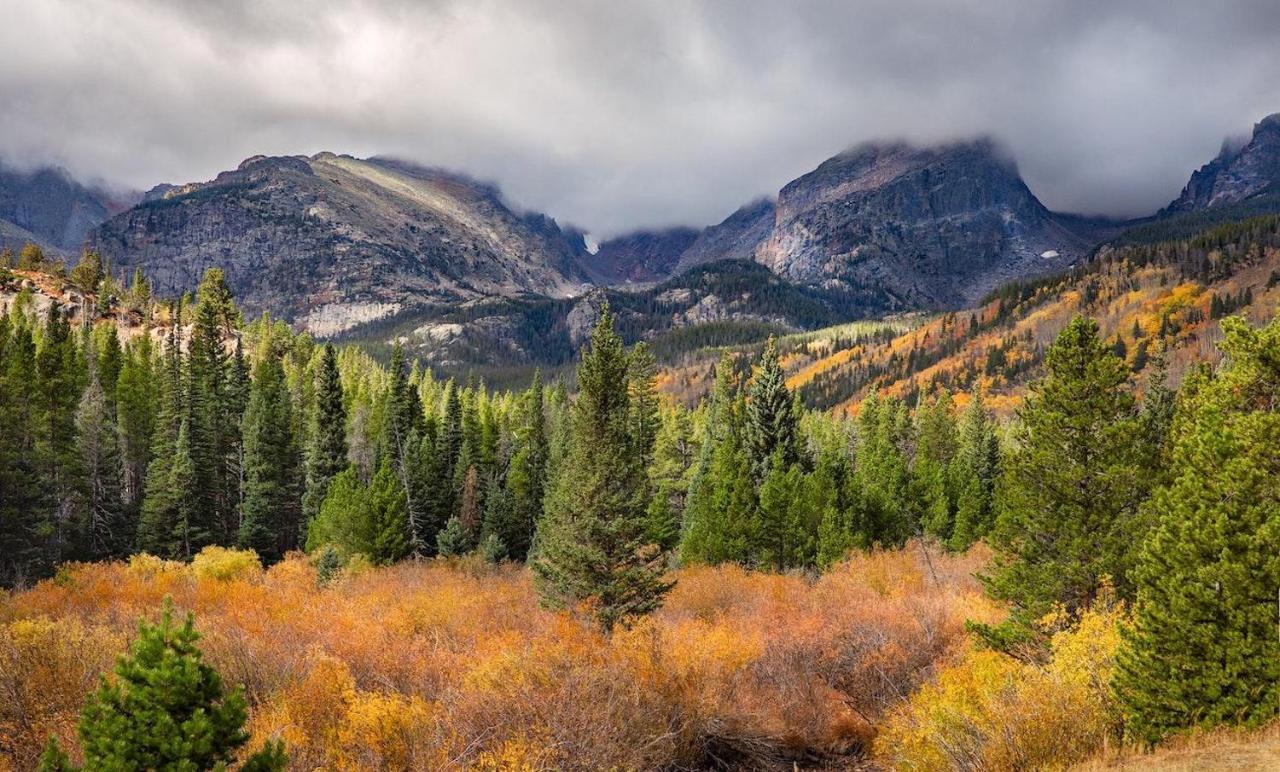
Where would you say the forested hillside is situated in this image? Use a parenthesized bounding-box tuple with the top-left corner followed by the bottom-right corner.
(656, 214, 1280, 416)
(4, 217, 1280, 768)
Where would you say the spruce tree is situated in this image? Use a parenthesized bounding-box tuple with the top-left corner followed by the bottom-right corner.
(74, 371, 126, 560)
(39, 603, 285, 770)
(0, 321, 43, 583)
(914, 392, 959, 542)
(979, 316, 1148, 648)
(302, 343, 347, 526)
(116, 336, 156, 511)
(533, 305, 673, 632)
(505, 373, 548, 560)
(1116, 316, 1280, 743)
(680, 357, 757, 565)
(745, 337, 799, 481)
(947, 391, 1000, 551)
(186, 269, 241, 547)
(34, 302, 84, 567)
(238, 343, 301, 562)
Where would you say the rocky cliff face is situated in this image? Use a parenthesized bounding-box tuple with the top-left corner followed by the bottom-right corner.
(1163, 114, 1280, 213)
(674, 198, 776, 274)
(0, 164, 133, 254)
(587, 141, 1107, 309)
(756, 139, 1101, 307)
(576, 227, 699, 285)
(90, 153, 591, 332)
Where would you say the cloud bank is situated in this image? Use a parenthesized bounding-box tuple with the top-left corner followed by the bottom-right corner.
(2, 0, 1279, 235)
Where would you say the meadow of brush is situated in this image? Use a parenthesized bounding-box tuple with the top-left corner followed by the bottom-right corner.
(0, 544, 1000, 770)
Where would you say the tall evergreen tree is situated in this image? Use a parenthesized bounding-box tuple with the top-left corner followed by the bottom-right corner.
(0, 321, 43, 582)
(947, 391, 1001, 551)
(34, 302, 83, 567)
(74, 371, 126, 559)
(1116, 316, 1280, 743)
(186, 268, 242, 546)
(978, 316, 1148, 648)
(302, 343, 347, 527)
(745, 337, 799, 481)
(533, 305, 673, 632)
(504, 373, 547, 560)
(238, 343, 301, 562)
(680, 357, 758, 565)
(116, 335, 156, 511)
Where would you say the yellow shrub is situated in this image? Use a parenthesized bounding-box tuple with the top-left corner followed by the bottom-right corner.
(190, 546, 263, 583)
(876, 600, 1126, 771)
(126, 552, 184, 578)
(0, 618, 124, 770)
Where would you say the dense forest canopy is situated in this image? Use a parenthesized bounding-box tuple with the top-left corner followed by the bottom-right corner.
(4, 223, 1280, 768)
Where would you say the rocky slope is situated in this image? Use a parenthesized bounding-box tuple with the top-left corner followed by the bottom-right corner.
(0, 163, 133, 254)
(674, 198, 777, 273)
(344, 260, 863, 384)
(576, 227, 699, 285)
(590, 141, 1115, 309)
(756, 139, 1114, 308)
(1164, 114, 1280, 213)
(89, 153, 591, 333)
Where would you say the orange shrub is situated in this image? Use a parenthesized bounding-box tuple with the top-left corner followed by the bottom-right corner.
(0, 544, 993, 770)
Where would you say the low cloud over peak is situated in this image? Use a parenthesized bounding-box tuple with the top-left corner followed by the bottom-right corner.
(2, 0, 1279, 236)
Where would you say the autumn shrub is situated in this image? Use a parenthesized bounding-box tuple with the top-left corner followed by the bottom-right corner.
(190, 545, 263, 583)
(0, 543, 993, 770)
(875, 595, 1126, 771)
(0, 618, 124, 769)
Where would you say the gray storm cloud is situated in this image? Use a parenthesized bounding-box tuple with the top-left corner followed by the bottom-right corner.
(1, 0, 1279, 236)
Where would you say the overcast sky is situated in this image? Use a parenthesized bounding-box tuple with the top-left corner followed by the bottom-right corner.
(2, 0, 1279, 236)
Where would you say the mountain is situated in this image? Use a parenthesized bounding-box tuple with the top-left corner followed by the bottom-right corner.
(674, 198, 777, 273)
(89, 153, 591, 334)
(654, 212, 1280, 414)
(575, 227, 699, 285)
(756, 139, 1117, 308)
(0, 163, 133, 254)
(339, 259, 866, 387)
(587, 141, 1117, 311)
(1164, 114, 1280, 213)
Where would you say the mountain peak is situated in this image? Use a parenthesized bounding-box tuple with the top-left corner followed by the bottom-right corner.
(1164, 114, 1280, 214)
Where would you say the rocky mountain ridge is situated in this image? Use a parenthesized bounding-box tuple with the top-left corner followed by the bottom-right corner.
(88, 153, 592, 333)
(1163, 114, 1280, 214)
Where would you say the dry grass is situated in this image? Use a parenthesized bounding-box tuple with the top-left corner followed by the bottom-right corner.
(1077, 723, 1280, 771)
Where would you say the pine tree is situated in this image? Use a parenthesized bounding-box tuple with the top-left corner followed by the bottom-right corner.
(947, 391, 1000, 550)
(533, 305, 673, 632)
(380, 341, 428, 555)
(978, 316, 1148, 648)
(914, 392, 959, 541)
(479, 473, 516, 561)
(505, 373, 548, 560)
(745, 337, 799, 482)
(854, 393, 912, 546)
(34, 302, 84, 567)
(680, 357, 758, 565)
(814, 435, 860, 567)
(302, 343, 347, 527)
(1115, 315, 1280, 743)
(39, 602, 285, 770)
(186, 269, 242, 547)
(0, 320, 44, 583)
(116, 336, 156, 511)
(74, 371, 126, 560)
(238, 343, 301, 562)
(366, 459, 410, 565)
(756, 452, 808, 569)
